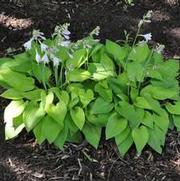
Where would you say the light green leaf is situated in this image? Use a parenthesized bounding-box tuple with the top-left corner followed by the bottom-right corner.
(66, 48, 87, 69)
(141, 112, 154, 128)
(172, 115, 180, 131)
(67, 69, 91, 82)
(0, 68, 35, 91)
(31, 62, 51, 83)
(148, 125, 165, 153)
(78, 89, 94, 107)
(90, 97, 114, 114)
(41, 116, 61, 143)
(117, 133, 133, 157)
(46, 101, 67, 129)
(128, 43, 150, 63)
(23, 101, 45, 131)
(1, 89, 23, 100)
(132, 126, 149, 154)
(33, 120, 45, 144)
(135, 96, 152, 110)
(106, 112, 127, 139)
(166, 102, 180, 115)
(82, 123, 101, 149)
(95, 80, 112, 102)
(153, 113, 169, 132)
(116, 101, 143, 128)
(115, 126, 131, 145)
(23, 89, 45, 101)
(127, 62, 144, 82)
(105, 40, 128, 66)
(54, 123, 68, 150)
(70, 106, 85, 130)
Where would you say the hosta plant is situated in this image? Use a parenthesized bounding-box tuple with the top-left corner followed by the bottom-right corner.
(0, 12, 179, 157)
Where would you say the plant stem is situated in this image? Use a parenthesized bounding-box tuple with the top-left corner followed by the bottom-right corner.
(42, 64, 47, 91)
(58, 63, 64, 87)
(137, 49, 154, 95)
(54, 66, 58, 87)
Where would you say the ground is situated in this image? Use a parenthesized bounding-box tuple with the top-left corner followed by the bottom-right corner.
(0, 0, 180, 180)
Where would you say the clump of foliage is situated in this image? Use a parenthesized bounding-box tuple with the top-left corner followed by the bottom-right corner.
(0, 11, 179, 156)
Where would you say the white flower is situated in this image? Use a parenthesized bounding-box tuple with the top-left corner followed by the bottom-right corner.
(42, 53, 49, 64)
(60, 40, 71, 47)
(40, 43, 48, 52)
(24, 39, 33, 50)
(52, 56, 60, 67)
(141, 33, 152, 42)
(62, 29, 71, 36)
(33, 30, 45, 41)
(35, 50, 42, 63)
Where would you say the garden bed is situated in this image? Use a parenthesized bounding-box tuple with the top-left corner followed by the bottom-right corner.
(0, 0, 180, 180)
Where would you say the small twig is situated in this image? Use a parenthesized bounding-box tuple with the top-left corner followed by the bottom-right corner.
(77, 158, 82, 176)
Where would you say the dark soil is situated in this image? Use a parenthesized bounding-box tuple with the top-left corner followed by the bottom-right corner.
(0, 0, 180, 180)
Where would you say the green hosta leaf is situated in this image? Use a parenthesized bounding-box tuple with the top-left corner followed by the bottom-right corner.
(31, 62, 51, 83)
(95, 80, 112, 102)
(116, 101, 144, 128)
(106, 112, 127, 139)
(65, 113, 79, 134)
(23, 89, 45, 101)
(0, 68, 35, 91)
(50, 88, 70, 105)
(132, 126, 149, 154)
(105, 40, 127, 66)
(146, 69, 163, 80)
(0, 53, 31, 73)
(135, 96, 152, 110)
(67, 69, 91, 82)
(115, 126, 131, 145)
(148, 125, 166, 153)
(141, 93, 164, 115)
(108, 74, 128, 97)
(1, 89, 23, 100)
(66, 48, 87, 69)
(130, 87, 138, 102)
(157, 60, 179, 79)
(70, 106, 85, 130)
(141, 85, 178, 100)
(141, 112, 154, 128)
(78, 89, 94, 107)
(42, 116, 61, 144)
(54, 123, 68, 150)
(90, 43, 103, 58)
(82, 123, 101, 149)
(87, 112, 110, 127)
(89, 54, 115, 80)
(90, 97, 114, 114)
(23, 101, 45, 132)
(128, 43, 150, 63)
(172, 115, 180, 131)
(127, 62, 144, 82)
(117, 133, 133, 157)
(153, 113, 169, 132)
(166, 102, 180, 115)
(46, 102, 67, 129)
(33, 120, 45, 144)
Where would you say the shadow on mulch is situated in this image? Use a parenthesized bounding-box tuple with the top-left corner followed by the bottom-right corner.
(0, 0, 180, 180)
